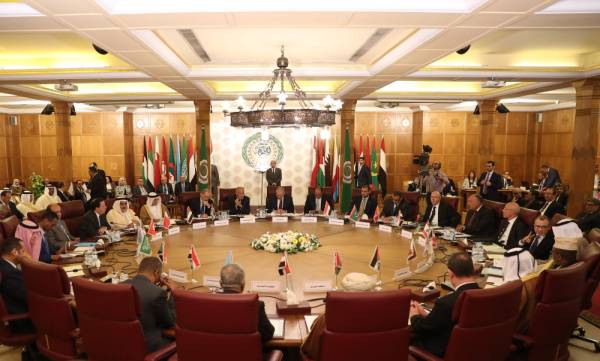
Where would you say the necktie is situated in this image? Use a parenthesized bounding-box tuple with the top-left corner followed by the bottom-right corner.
(497, 221, 508, 243)
(540, 202, 550, 214)
(359, 198, 367, 214)
(278, 199, 282, 210)
(530, 236, 540, 253)
(393, 202, 397, 215)
(183, 183, 186, 192)
(429, 206, 436, 223)
(468, 210, 477, 226)
(483, 173, 491, 194)
(316, 198, 321, 211)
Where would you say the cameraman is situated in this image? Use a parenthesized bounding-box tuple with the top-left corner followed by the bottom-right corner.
(425, 161, 449, 194)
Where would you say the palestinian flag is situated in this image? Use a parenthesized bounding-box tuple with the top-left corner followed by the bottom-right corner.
(407, 240, 417, 261)
(147, 219, 157, 236)
(369, 245, 381, 271)
(188, 245, 201, 270)
(334, 251, 342, 275)
(323, 201, 331, 216)
(157, 241, 167, 263)
(370, 137, 378, 190)
(278, 253, 291, 276)
(378, 137, 387, 196)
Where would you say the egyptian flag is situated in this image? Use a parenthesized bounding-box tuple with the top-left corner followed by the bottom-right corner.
(407, 240, 417, 261)
(157, 242, 167, 263)
(188, 245, 201, 270)
(323, 201, 331, 216)
(369, 245, 381, 271)
(163, 215, 171, 229)
(147, 219, 157, 236)
(334, 251, 342, 275)
(278, 253, 291, 276)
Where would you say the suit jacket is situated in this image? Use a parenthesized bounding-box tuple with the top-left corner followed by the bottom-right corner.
(354, 165, 371, 187)
(543, 168, 561, 189)
(187, 198, 215, 217)
(423, 202, 460, 227)
(8, 201, 21, 220)
(228, 195, 251, 215)
(0, 259, 28, 315)
(77, 210, 110, 240)
(477, 171, 503, 201)
(382, 198, 411, 219)
(46, 220, 75, 254)
(576, 210, 600, 233)
(411, 282, 481, 357)
(221, 290, 274, 344)
(266, 195, 294, 213)
(156, 183, 174, 195)
(174, 181, 192, 195)
(132, 185, 151, 197)
(525, 231, 555, 261)
(351, 196, 377, 219)
(266, 168, 282, 186)
(57, 190, 70, 202)
(303, 194, 333, 214)
(555, 193, 568, 209)
(89, 173, 107, 200)
(463, 206, 497, 240)
(125, 275, 175, 353)
(539, 200, 565, 219)
(496, 217, 530, 249)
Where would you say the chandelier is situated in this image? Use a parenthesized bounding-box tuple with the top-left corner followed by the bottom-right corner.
(224, 46, 342, 128)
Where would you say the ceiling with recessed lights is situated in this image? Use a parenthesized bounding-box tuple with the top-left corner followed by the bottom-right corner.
(0, 0, 598, 113)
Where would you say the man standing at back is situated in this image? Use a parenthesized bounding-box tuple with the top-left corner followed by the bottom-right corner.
(88, 163, 107, 200)
(266, 160, 282, 186)
(478, 161, 503, 201)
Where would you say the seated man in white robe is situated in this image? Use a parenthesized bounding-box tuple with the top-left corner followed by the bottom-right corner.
(106, 198, 141, 230)
(34, 185, 62, 210)
(16, 191, 39, 218)
(139, 193, 169, 225)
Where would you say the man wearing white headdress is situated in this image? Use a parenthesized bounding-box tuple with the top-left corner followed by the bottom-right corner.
(502, 247, 536, 282)
(106, 198, 141, 230)
(139, 193, 169, 225)
(16, 191, 39, 218)
(34, 185, 62, 210)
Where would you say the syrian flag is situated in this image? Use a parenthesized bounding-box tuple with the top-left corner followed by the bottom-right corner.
(334, 251, 342, 275)
(163, 215, 171, 229)
(378, 137, 387, 196)
(188, 245, 201, 270)
(157, 241, 167, 263)
(407, 240, 417, 261)
(332, 135, 340, 202)
(147, 219, 157, 236)
(323, 201, 331, 216)
(278, 253, 291, 276)
(369, 245, 381, 271)
(136, 234, 152, 257)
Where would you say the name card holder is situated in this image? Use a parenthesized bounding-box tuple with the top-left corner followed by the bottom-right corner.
(401, 230, 413, 239)
(168, 269, 189, 283)
(272, 217, 288, 223)
(355, 221, 370, 229)
(250, 280, 281, 293)
(202, 275, 221, 288)
(304, 280, 332, 293)
(213, 219, 230, 227)
(393, 267, 411, 281)
(167, 226, 181, 235)
(328, 218, 345, 226)
(240, 217, 256, 224)
(192, 222, 207, 230)
(301, 216, 318, 223)
(378, 224, 392, 233)
(418, 236, 427, 247)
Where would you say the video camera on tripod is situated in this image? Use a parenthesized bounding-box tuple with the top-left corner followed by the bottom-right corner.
(413, 145, 432, 176)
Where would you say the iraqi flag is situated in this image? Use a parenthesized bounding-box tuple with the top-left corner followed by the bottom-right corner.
(334, 251, 342, 275)
(278, 253, 291, 276)
(369, 245, 381, 271)
(188, 245, 201, 270)
(378, 137, 387, 196)
(323, 201, 331, 216)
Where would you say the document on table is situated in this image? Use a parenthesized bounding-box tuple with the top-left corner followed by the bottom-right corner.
(269, 318, 285, 339)
(304, 314, 319, 331)
(482, 244, 506, 254)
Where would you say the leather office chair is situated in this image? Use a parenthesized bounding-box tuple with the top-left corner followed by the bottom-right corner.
(305, 290, 412, 361)
(71, 278, 176, 361)
(550, 213, 568, 226)
(520, 208, 540, 228)
(21, 260, 79, 361)
(400, 192, 420, 221)
(218, 188, 237, 211)
(571, 253, 600, 352)
(267, 185, 292, 199)
(170, 290, 283, 361)
(442, 196, 459, 211)
(482, 200, 505, 229)
(104, 198, 117, 212)
(510, 262, 587, 361)
(0, 215, 19, 238)
(0, 273, 36, 348)
(178, 192, 200, 215)
(351, 187, 379, 201)
(409, 281, 523, 361)
(58, 200, 85, 236)
(27, 209, 46, 224)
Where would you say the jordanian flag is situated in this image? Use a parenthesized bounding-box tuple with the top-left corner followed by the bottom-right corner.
(341, 128, 353, 213)
(198, 128, 209, 191)
(370, 136, 379, 190)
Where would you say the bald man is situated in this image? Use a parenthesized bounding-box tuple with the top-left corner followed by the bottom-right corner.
(421, 191, 460, 227)
(495, 202, 530, 249)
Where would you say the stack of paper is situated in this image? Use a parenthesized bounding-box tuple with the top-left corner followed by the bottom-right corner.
(304, 314, 319, 331)
(269, 318, 285, 339)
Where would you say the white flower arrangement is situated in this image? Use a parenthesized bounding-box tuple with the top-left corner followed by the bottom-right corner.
(250, 230, 320, 254)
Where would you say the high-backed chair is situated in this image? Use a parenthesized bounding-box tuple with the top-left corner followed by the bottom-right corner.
(267, 186, 292, 198)
(27, 210, 46, 224)
(409, 281, 523, 361)
(0, 273, 36, 348)
(550, 213, 568, 226)
(511, 262, 587, 361)
(308, 186, 333, 197)
(351, 187, 379, 200)
(178, 192, 201, 215)
(571, 253, 600, 352)
(218, 188, 237, 211)
(400, 192, 420, 221)
(58, 200, 85, 236)
(520, 208, 540, 228)
(71, 278, 176, 361)
(0, 215, 19, 239)
(305, 290, 412, 361)
(170, 290, 283, 361)
(442, 196, 459, 211)
(104, 198, 117, 212)
(482, 200, 505, 228)
(21, 260, 79, 360)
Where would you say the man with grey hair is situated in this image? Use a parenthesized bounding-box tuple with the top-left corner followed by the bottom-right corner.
(219, 264, 274, 344)
(496, 202, 529, 249)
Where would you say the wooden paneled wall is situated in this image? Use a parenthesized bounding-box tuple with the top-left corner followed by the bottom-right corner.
(537, 108, 577, 187)
(0, 114, 9, 186)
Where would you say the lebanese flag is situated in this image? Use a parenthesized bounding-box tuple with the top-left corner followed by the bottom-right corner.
(323, 201, 331, 216)
(147, 219, 157, 236)
(333, 251, 342, 275)
(278, 252, 291, 275)
(331, 135, 340, 202)
(369, 245, 381, 271)
(163, 215, 171, 229)
(188, 245, 201, 270)
(310, 136, 319, 187)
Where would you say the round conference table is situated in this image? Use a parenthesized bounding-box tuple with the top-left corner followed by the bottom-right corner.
(96, 217, 462, 348)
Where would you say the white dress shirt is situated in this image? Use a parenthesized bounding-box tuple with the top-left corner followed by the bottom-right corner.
(429, 204, 439, 226)
(499, 217, 517, 245)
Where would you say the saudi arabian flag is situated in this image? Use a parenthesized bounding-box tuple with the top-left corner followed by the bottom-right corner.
(370, 137, 379, 189)
(341, 128, 353, 213)
(317, 139, 326, 187)
(198, 128, 209, 190)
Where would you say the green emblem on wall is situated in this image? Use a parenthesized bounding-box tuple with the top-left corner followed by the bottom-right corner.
(242, 132, 284, 170)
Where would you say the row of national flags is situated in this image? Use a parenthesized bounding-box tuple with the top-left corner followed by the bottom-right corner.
(141, 133, 209, 191)
(354, 135, 387, 195)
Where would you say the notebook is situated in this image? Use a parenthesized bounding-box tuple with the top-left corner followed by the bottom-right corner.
(269, 318, 285, 339)
(304, 314, 319, 331)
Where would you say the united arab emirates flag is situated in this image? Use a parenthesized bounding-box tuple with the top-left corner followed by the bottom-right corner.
(341, 129, 353, 213)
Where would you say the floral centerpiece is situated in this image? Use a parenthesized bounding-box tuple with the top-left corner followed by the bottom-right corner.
(250, 231, 320, 254)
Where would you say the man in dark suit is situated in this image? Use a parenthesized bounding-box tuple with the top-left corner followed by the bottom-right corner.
(541, 164, 561, 189)
(174, 175, 192, 195)
(521, 215, 554, 261)
(554, 183, 568, 209)
(350, 185, 377, 220)
(56, 182, 70, 202)
(354, 157, 371, 188)
(132, 177, 152, 197)
(219, 264, 274, 344)
(576, 198, 600, 233)
(495, 202, 530, 249)
(410, 252, 480, 357)
(124, 257, 175, 353)
(477, 161, 503, 201)
(228, 187, 251, 215)
(456, 194, 497, 240)
(78, 198, 110, 240)
(156, 176, 174, 196)
(382, 191, 411, 220)
(88, 163, 107, 200)
(538, 188, 565, 219)
(0, 189, 12, 218)
(422, 191, 460, 227)
(266, 160, 282, 186)
(303, 186, 333, 214)
(0, 237, 34, 334)
(187, 190, 215, 217)
(266, 186, 294, 214)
